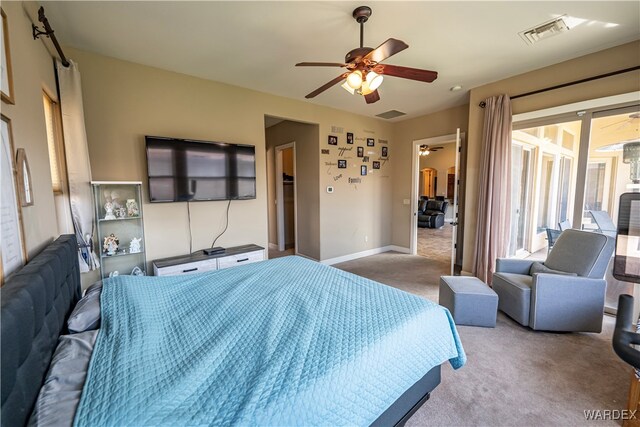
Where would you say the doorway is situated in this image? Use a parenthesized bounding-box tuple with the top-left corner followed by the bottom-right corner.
(275, 143, 296, 253)
(410, 131, 463, 275)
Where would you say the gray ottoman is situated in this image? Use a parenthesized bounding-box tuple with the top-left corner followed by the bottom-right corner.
(439, 276, 498, 327)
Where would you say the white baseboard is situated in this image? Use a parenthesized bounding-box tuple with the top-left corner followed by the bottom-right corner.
(321, 245, 409, 266)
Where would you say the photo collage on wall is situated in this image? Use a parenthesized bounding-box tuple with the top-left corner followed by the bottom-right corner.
(325, 131, 389, 186)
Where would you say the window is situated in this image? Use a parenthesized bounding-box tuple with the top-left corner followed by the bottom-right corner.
(42, 92, 65, 193)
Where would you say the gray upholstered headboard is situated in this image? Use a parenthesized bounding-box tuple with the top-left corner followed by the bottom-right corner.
(1, 234, 81, 427)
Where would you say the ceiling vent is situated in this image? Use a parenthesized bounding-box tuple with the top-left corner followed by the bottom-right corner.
(519, 15, 570, 45)
(376, 110, 406, 119)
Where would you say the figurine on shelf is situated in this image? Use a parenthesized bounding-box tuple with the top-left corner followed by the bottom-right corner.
(126, 199, 139, 217)
(103, 233, 119, 256)
(115, 206, 127, 218)
(109, 271, 119, 278)
(131, 266, 144, 276)
(104, 201, 116, 220)
(129, 237, 142, 254)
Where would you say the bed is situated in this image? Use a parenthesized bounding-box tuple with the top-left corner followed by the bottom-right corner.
(1, 234, 465, 426)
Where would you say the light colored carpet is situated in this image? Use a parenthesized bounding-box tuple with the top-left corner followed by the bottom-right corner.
(418, 224, 453, 264)
(334, 252, 628, 427)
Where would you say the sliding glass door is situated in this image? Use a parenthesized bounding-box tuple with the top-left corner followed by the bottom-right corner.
(512, 119, 580, 255)
(510, 102, 639, 312)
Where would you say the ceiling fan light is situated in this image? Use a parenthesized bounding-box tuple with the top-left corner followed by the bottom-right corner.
(366, 71, 384, 90)
(341, 81, 356, 94)
(346, 70, 363, 89)
(359, 80, 374, 95)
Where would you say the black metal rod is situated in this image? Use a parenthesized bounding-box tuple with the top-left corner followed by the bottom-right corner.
(478, 65, 640, 108)
(360, 22, 364, 48)
(34, 6, 70, 68)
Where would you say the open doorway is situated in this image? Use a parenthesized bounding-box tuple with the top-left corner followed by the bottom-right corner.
(410, 132, 462, 274)
(265, 116, 320, 260)
(275, 143, 296, 253)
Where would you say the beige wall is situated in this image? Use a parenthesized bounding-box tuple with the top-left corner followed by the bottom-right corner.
(67, 47, 393, 264)
(265, 120, 320, 259)
(463, 40, 640, 273)
(1, 2, 59, 260)
(418, 143, 457, 198)
(391, 104, 469, 250)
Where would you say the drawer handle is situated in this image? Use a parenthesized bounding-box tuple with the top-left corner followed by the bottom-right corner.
(183, 267, 198, 273)
(236, 258, 249, 263)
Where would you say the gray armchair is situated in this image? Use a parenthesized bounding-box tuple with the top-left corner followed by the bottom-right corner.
(492, 229, 615, 332)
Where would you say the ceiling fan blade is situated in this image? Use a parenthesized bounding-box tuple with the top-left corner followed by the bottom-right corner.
(364, 90, 380, 104)
(432, 147, 444, 149)
(296, 62, 348, 67)
(364, 38, 409, 63)
(305, 73, 348, 98)
(377, 64, 438, 83)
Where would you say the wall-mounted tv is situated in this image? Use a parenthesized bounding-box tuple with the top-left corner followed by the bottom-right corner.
(145, 136, 256, 202)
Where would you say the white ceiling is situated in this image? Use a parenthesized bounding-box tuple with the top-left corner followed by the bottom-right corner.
(43, 1, 640, 121)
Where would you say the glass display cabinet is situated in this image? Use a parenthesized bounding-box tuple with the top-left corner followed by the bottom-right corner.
(91, 181, 146, 279)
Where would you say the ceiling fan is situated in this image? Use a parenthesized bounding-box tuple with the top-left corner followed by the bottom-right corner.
(600, 112, 640, 131)
(295, 6, 438, 104)
(419, 145, 443, 156)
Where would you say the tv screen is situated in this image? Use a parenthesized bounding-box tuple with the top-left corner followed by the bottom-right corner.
(145, 136, 256, 202)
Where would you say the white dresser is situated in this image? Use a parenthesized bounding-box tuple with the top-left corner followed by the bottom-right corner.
(152, 244, 265, 276)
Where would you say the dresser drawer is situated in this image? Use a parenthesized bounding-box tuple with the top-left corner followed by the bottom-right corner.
(217, 250, 264, 269)
(154, 258, 218, 276)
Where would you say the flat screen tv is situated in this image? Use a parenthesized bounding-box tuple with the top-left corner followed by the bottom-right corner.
(145, 136, 256, 202)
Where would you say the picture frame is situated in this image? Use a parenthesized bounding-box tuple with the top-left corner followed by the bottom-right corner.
(346, 132, 354, 144)
(357, 146, 364, 157)
(1, 8, 15, 105)
(338, 159, 347, 168)
(1, 114, 27, 284)
(367, 138, 375, 147)
(15, 148, 33, 206)
(382, 146, 388, 157)
(360, 165, 367, 176)
(328, 135, 338, 145)
(373, 161, 380, 170)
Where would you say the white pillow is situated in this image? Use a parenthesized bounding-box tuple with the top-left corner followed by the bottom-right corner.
(67, 281, 102, 333)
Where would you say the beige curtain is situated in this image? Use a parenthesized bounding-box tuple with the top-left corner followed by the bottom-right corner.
(473, 95, 512, 284)
(57, 60, 100, 272)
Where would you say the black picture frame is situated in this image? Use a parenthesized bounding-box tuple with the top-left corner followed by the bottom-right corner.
(346, 132, 354, 144)
(338, 159, 347, 168)
(357, 146, 364, 158)
(367, 138, 375, 147)
(381, 146, 388, 157)
(328, 135, 338, 145)
(361, 165, 367, 176)
(373, 161, 380, 170)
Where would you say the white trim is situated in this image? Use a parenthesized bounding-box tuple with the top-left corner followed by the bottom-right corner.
(90, 181, 142, 185)
(513, 92, 640, 122)
(275, 142, 297, 253)
(410, 133, 462, 256)
(321, 245, 409, 266)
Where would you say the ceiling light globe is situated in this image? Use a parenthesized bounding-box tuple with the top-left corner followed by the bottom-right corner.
(346, 71, 363, 89)
(366, 71, 384, 90)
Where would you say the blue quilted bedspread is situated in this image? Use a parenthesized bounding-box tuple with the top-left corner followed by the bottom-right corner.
(74, 256, 465, 426)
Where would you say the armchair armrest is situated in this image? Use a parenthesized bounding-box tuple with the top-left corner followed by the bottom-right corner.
(530, 274, 606, 332)
(495, 258, 534, 275)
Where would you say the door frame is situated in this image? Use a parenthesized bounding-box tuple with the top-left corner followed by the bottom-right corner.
(275, 142, 297, 252)
(410, 133, 461, 257)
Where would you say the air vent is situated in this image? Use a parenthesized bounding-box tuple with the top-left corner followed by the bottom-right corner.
(519, 15, 570, 45)
(376, 110, 406, 119)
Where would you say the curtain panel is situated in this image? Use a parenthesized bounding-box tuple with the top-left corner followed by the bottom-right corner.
(473, 95, 512, 284)
(57, 60, 99, 272)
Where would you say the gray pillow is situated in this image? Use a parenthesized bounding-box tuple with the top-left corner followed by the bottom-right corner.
(67, 281, 102, 333)
(529, 261, 578, 277)
(28, 330, 98, 427)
